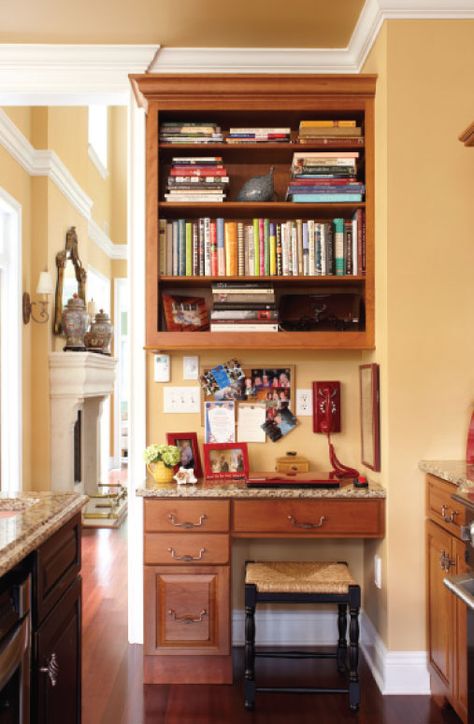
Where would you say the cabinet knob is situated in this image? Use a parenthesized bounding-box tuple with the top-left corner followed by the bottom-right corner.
(288, 514, 326, 529)
(168, 608, 207, 624)
(168, 546, 206, 562)
(441, 505, 458, 524)
(439, 551, 455, 572)
(167, 513, 207, 529)
(40, 652, 59, 687)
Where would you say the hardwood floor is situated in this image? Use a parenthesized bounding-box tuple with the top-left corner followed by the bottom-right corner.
(82, 523, 462, 724)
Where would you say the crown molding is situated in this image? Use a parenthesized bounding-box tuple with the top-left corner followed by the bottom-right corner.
(88, 218, 127, 260)
(0, 44, 159, 105)
(0, 109, 126, 260)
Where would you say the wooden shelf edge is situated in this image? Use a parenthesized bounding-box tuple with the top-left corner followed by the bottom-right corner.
(144, 330, 374, 351)
(158, 275, 366, 283)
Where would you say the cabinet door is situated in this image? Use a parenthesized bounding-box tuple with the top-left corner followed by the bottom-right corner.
(453, 536, 468, 723)
(426, 520, 455, 690)
(33, 576, 81, 724)
(144, 565, 229, 656)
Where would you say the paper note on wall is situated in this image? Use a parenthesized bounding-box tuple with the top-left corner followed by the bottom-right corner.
(237, 403, 266, 443)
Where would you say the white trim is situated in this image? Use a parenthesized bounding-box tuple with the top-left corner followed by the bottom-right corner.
(0, 44, 160, 105)
(0, 109, 126, 261)
(127, 95, 146, 644)
(113, 278, 128, 471)
(88, 143, 109, 180)
(0, 188, 22, 494)
(361, 610, 431, 694)
(232, 608, 431, 695)
(88, 218, 127, 260)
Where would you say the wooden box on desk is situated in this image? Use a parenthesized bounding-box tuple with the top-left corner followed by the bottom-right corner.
(276, 454, 310, 474)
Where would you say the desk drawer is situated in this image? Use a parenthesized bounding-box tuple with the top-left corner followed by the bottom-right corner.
(144, 533, 229, 565)
(232, 499, 384, 537)
(426, 474, 467, 539)
(144, 500, 229, 533)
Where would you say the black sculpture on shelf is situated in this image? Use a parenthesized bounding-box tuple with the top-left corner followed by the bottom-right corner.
(237, 167, 275, 202)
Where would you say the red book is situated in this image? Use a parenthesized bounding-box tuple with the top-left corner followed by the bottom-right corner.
(170, 167, 227, 177)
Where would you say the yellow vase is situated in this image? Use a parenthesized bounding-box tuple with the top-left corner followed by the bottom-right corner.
(147, 461, 175, 486)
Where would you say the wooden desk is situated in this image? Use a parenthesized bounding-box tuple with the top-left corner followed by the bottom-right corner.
(138, 479, 385, 684)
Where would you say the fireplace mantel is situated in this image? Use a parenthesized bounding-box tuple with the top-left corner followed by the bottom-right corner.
(49, 352, 117, 493)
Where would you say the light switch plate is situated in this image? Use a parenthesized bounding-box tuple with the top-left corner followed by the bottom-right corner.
(183, 355, 199, 381)
(154, 354, 170, 382)
(163, 386, 201, 413)
(296, 388, 313, 416)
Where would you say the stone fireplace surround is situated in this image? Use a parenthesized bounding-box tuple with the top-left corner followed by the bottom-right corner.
(49, 352, 117, 494)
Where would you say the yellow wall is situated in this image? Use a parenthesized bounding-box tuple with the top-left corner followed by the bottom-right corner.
(0, 104, 128, 488)
(362, 19, 474, 650)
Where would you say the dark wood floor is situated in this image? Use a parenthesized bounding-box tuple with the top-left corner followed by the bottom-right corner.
(81, 522, 462, 724)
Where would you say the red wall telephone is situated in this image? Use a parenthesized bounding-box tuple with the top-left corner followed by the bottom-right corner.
(312, 380, 359, 480)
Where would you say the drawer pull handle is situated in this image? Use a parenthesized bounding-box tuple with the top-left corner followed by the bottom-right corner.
(440, 551, 455, 571)
(168, 546, 206, 561)
(40, 652, 59, 687)
(167, 513, 207, 529)
(168, 608, 208, 624)
(440, 505, 458, 524)
(287, 515, 326, 529)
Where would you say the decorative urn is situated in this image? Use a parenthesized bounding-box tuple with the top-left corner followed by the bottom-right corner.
(62, 294, 88, 351)
(84, 309, 114, 355)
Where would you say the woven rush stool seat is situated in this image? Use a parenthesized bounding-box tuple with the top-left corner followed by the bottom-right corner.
(244, 561, 361, 712)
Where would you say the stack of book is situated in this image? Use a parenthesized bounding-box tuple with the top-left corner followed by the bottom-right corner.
(297, 119, 364, 146)
(226, 127, 291, 144)
(164, 157, 230, 203)
(287, 152, 364, 203)
(210, 283, 278, 332)
(159, 122, 224, 144)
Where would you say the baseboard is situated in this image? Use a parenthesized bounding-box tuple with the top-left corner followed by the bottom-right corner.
(232, 608, 431, 695)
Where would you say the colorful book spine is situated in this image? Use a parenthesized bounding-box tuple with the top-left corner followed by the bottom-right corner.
(216, 218, 225, 276)
(325, 222, 334, 275)
(307, 219, 315, 276)
(253, 218, 260, 276)
(281, 223, 289, 276)
(290, 194, 363, 203)
(198, 218, 205, 276)
(185, 221, 192, 276)
(237, 222, 245, 276)
(344, 220, 352, 276)
(192, 221, 199, 276)
(264, 218, 270, 276)
(166, 222, 173, 275)
(203, 217, 211, 276)
(159, 219, 167, 275)
(259, 218, 265, 276)
(269, 222, 277, 276)
(276, 224, 283, 277)
(302, 221, 309, 276)
(210, 220, 218, 276)
(178, 219, 186, 276)
(248, 225, 255, 276)
(291, 221, 298, 277)
(296, 219, 303, 275)
(225, 221, 238, 276)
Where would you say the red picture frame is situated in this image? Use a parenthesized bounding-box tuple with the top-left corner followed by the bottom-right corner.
(203, 442, 249, 480)
(166, 432, 203, 478)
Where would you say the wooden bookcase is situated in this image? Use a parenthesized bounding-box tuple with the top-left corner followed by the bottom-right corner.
(130, 74, 376, 351)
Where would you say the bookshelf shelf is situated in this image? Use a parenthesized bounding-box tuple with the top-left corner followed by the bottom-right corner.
(130, 73, 376, 351)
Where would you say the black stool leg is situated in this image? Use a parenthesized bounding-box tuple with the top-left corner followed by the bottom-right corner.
(348, 585, 361, 711)
(244, 583, 257, 711)
(337, 603, 348, 672)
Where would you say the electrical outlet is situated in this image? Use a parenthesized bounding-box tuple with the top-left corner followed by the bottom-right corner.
(163, 386, 200, 413)
(296, 388, 313, 416)
(374, 555, 382, 589)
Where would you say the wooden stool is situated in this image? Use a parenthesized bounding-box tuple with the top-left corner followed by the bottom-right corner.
(244, 561, 361, 711)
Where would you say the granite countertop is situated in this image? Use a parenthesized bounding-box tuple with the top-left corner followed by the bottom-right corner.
(136, 477, 386, 500)
(419, 460, 474, 488)
(0, 491, 88, 578)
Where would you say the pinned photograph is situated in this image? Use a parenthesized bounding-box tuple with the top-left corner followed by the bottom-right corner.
(261, 406, 297, 442)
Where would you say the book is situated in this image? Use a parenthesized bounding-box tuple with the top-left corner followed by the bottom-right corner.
(299, 120, 357, 128)
(224, 221, 238, 276)
(289, 194, 363, 203)
(192, 221, 199, 276)
(210, 322, 279, 332)
(212, 302, 277, 311)
(212, 294, 276, 304)
(237, 222, 245, 277)
(169, 167, 227, 177)
(203, 217, 211, 276)
(212, 282, 275, 291)
(297, 137, 365, 147)
(216, 218, 225, 276)
(210, 309, 278, 320)
(210, 221, 218, 276)
(269, 222, 277, 276)
(333, 218, 344, 276)
(185, 221, 192, 276)
(159, 219, 166, 275)
(299, 126, 361, 137)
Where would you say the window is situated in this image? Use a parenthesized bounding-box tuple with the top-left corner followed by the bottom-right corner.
(88, 105, 108, 177)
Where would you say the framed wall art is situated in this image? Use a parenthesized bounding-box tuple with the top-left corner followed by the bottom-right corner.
(359, 363, 380, 471)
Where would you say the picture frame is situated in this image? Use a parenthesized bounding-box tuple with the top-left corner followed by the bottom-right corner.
(359, 363, 380, 471)
(166, 432, 203, 478)
(162, 294, 209, 332)
(203, 442, 249, 480)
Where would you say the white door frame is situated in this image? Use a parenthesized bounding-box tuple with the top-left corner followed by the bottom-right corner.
(113, 276, 128, 469)
(0, 188, 22, 494)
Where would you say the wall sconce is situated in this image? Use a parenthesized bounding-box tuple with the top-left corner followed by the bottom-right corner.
(23, 271, 54, 324)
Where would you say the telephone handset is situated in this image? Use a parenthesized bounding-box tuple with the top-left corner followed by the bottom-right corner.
(314, 382, 359, 480)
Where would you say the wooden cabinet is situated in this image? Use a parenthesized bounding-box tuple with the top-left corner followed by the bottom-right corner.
(130, 73, 376, 351)
(143, 500, 231, 684)
(426, 475, 468, 723)
(32, 514, 82, 724)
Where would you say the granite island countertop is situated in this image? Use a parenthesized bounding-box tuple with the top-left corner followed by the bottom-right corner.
(136, 478, 386, 500)
(0, 491, 88, 578)
(419, 460, 474, 488)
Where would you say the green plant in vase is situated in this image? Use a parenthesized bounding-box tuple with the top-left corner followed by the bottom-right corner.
(144, 443, 180, 485)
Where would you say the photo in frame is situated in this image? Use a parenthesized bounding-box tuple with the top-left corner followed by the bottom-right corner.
(162, 294, 209, 332)
(203, 442, 249, 480)
(166, 432, 203, 478)
(359, 363, 381, 471)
